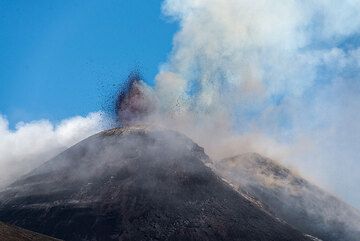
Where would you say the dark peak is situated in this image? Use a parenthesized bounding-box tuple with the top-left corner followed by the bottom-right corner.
(236, 152, 265, 160)
(223, 152, 293, 180)
(225, 152, 268, 166)
(100, 126, 152, 137)
(224, 152, 265, 162)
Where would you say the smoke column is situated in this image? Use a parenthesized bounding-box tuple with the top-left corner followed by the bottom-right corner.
(140, 0, 360, 209)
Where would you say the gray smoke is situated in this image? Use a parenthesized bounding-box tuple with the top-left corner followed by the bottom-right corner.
(139, 0, 360, 209)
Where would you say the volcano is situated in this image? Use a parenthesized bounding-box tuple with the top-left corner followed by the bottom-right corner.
(0, 127, 316, 241)
(215, 153, 360, 241)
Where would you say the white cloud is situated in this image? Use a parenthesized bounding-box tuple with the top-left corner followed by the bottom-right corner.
(0, 112, 106, 188)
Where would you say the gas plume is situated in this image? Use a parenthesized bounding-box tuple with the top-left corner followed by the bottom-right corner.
(115, 0, 360, 209)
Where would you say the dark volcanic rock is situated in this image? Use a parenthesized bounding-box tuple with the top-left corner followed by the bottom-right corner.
(216, 153, 360, 241)
(0, 127, 313, 241)
(0, 221, 61, 241)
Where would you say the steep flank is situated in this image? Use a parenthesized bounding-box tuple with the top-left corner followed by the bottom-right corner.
(216, 153, 360, 241)
(0, 222, 61, 241)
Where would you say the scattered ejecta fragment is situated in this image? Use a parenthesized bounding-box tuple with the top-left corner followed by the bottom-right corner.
(115, 72, 156, 127)
(2, 1, 360, 241)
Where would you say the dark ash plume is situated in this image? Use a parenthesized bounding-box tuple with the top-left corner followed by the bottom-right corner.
(115, 71, 156, 127)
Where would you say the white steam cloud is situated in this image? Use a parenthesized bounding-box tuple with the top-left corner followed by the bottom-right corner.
(0, 112, 106, 189)
(147, 0, 360, 208)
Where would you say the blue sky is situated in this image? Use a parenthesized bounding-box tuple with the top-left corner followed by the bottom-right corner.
(0, 0, 177, 127)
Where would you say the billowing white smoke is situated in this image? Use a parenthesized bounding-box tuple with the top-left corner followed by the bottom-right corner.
(150, 0, 360, 208)
(0, 112, 106, 189)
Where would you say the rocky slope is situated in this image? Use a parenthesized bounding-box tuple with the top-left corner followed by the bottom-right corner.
(0, 127, 313, 241)
(0, 221, 60, 241)
(215, 153, 360, 241)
